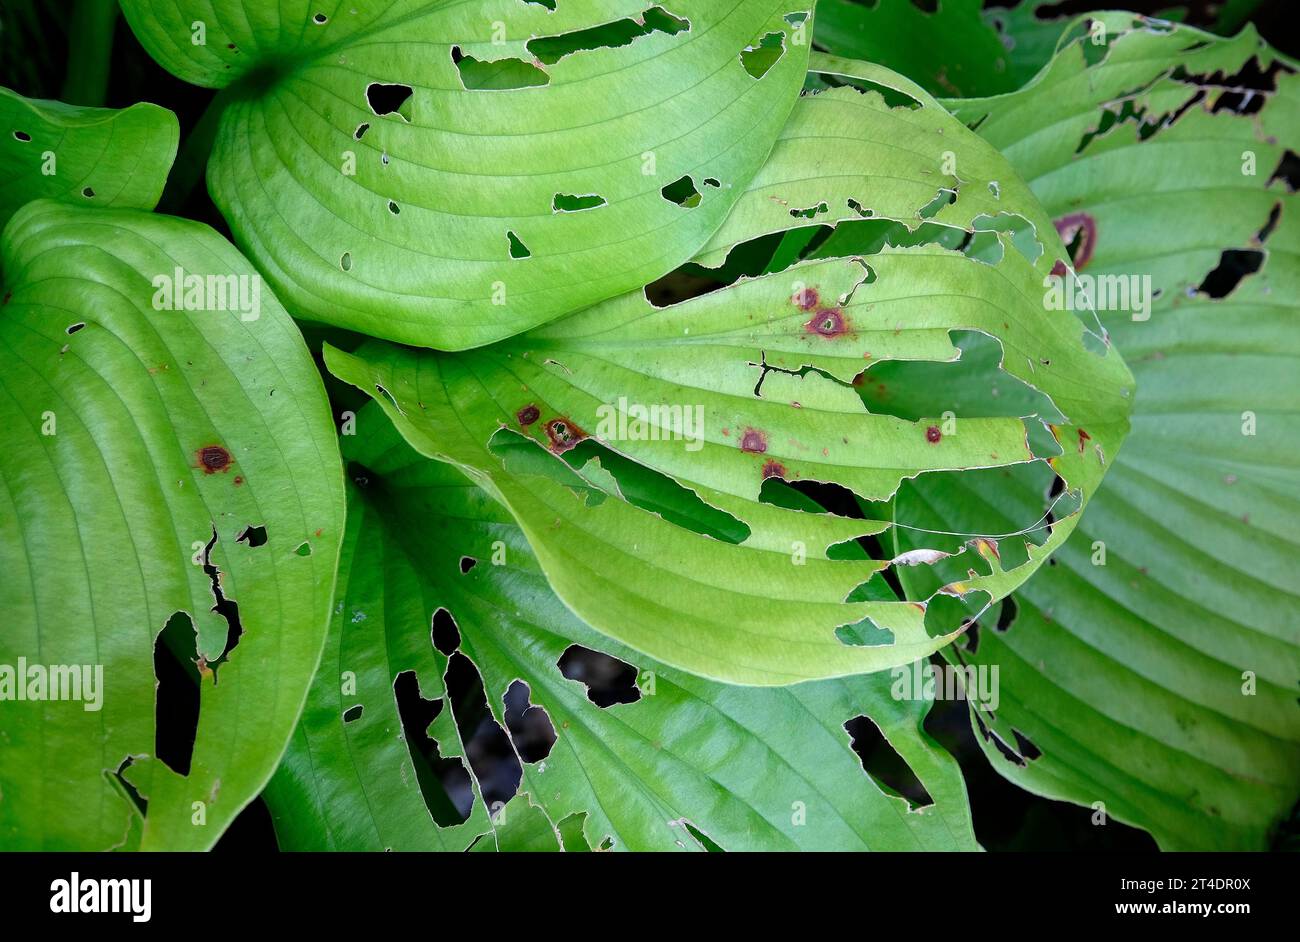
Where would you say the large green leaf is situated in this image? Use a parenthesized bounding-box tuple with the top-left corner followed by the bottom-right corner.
(324, 56, 1134, 685)
(890, 16, 1300, 849)
(0, 87, 178, 228)
(0, 201, 344, 849)
(119, 1, 812, 349)
(265, 404, 978, 851)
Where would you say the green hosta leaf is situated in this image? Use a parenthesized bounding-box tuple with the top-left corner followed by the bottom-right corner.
(118, 1, 812, 350)
(0, 201, 344, 850)
(814, 0, 1019, 97)
(265, 405, 978, 851)
(324, 56, 1133, 685)
(0, 88, 178, 227)
(891, 16, 1300, 849)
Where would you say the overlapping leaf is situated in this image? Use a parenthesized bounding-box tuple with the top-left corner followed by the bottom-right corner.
(265, 405, 978, 851)
(891, 16, 1300, 849)
(325, 56, 1133, 685)
(0, 87, 178, 227)
(0, 202, 344, 849)
(119, 0, 813, 349)
(814, 0, 1020, 97)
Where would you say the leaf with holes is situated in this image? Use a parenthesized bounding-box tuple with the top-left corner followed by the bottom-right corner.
(0, 201, 344, 850)
(323, 56, 1134, 685)
(118, 1, 813, 349)
(264, 404, 978, 851)
(0, 87, 178, 228)
(887, 15, 1300, 849)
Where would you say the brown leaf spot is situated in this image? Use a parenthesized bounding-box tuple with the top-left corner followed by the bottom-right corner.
(517, 403, 540, 427)
(792, 286, 820, 310)
(804, 307, 849, 338)
(546, 417, 586, 454)
(760, 459, 786, 480)
(197, 445, 233, 474)
(1054, 212, 1097, 270)
(740, 428, 767, 453)
(925, 425, 942, 444)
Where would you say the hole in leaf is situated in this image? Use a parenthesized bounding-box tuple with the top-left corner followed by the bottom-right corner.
(451, 46, 550, 90)
(557, 645, 641, 707)
(81, 186, 95, 198)
(1012, 728, 1042, 761)
(845, 715, 933, 810)
(66, 322, 85, 334)
(526, 5, 690, 66)
(459, 556, 477, 574)
(109, 757, 148, 816)
(343, 704, 363, 723)
(995, 596, 1018, 632)
(740, 31, 786, 79)
(507, 230, 531, 259)
(13, 130, 30, 142)
(553, 192, 607, 212)
(1196, 248, 1263, 298)
(790, 201, 829, 219)
(340, 252, 352, 271)
(563, 438, 751, 544)
(431, 607, 460, 655)
(365, 82, 413, 121)
(354, 123, 369, 140)
(502, 680, 557, 763)
(154, 611, 200, 776)
(661, 174, 701, 208)
(387, 199, 400, 215)
(235, 524, 267, 547)
(445, 653, 522, 811)
(392, 670, 474, 826)
(200, 528, 244, 676)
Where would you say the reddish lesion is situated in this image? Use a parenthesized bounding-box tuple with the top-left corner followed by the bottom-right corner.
(1054, 212, 1097, 270)
(545, 417, 586, 454)
(803, 306, 850, 339)
(196, 445, 233, 474)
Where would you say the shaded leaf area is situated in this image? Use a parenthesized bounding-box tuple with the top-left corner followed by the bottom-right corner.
(264, 405, 978, 851)
(814, 0, 1021, 98)
(119, 0, 812, 349)
(325, 56, 1132, 685)
(890, 16, 1300, 849)
(982, 2, 1278, 95)
(814, 3, 1276, 101)
(0, 86, 178, 227)
(0, 202, 344, 849)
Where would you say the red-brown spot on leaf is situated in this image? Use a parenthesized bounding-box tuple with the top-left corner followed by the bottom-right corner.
(517, 403, 540, 427)
(546, 417, 586, 454)
(792, 286, 819, 310)
(1077, 427, 1091, 453)
(233, 475, 244, 486)
(1054, 212, 1097, 270)
(804, 307, 849, 338)
(1050, 259, 1068, 277)
(740, 428, 767, 453)
(197, 445, 233, 474)
(761, 459, 786, 480)
(925, 425, 942, 444)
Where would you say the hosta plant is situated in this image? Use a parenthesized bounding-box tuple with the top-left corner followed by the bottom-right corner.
(0, 0, 1294, 854)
